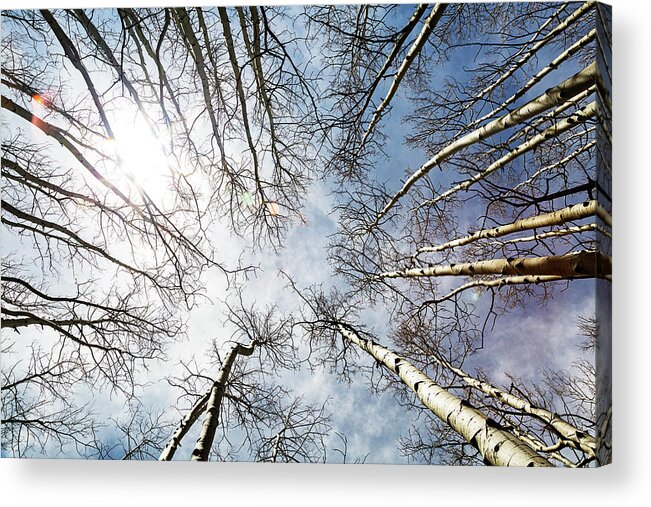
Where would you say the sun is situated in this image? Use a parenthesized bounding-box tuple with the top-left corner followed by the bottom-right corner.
(104, 110, 173, 200)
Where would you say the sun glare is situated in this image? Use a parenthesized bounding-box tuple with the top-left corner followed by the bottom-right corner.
(105, 112, 172, 199)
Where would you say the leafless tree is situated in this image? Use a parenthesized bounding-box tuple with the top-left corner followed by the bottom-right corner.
(159, 297, 331, 462)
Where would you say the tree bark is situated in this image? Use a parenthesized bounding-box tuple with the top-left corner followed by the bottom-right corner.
(191, 342, 255, 461)
(430, 354, 597, 457)
(418, 200, 611, 254)
(159, 392, 211, 461)
(338, 325, 552, 466)
(355, 4, 429, 125)
(379, 250, 611, 280)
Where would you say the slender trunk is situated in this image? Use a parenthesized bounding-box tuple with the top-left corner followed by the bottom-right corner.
(357, 4, 447, 153)
(370, 63, 597, 227)
(468, 28, 596, 130)
(121, 9, 185, 127)
(218, 7, 265, 202)
(430, 274, 596, 304)
(159, 392, 210, 461)
(72, 10, 171, 162)
(490, 224, 610, 246)
(237, 6, 283, 172)
(355, 4, 429, 122)
(379, 250, 611, 280)
(425, 101, 597, 207)
(418, 200, 611, 254)
(172, 8, 228, 162)
(270, 429, 285, 463)
(191, 342, 255, 461)
(430, 354, 597, 456)
(72, 11, 144, 111)
(338, 325, 552, 466)
(40, 10, 115, 139)
(460, 1, 594, 124)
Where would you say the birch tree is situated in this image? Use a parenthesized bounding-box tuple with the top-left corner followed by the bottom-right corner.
(392, 312, 600, 466)
(289, 275, 602, 467)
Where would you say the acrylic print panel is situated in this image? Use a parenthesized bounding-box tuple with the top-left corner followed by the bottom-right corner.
(1, 2, 611, 466)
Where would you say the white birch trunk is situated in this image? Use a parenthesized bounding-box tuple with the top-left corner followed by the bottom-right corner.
(469, 28, 596, 130)
(431, 354, 597, 457)
(379, 250, 611, 280)
(417, 200, 611, 254)
(512, 140, 596, 192)
(369, 64, 597, 227)
(191, 343, 255, 461)
(506, 424, 583, 467)
(338, 325, 552, 466)
(357, 4, 447, 153)
(159, 392, 211, 461)
(491, 224, 611, 246)
(355, 4, 429, 124)
(433, 274, 595, 304)
(425, 101, 597, 206)
(461, 1, 594, 121)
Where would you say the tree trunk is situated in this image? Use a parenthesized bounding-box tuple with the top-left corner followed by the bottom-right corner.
(370, 62, 597, 226)
(338, 325, 552, 466)
(159, 392, 211, 461)
(357, 4, 447, 153)
(425, 101, 597, 206)
(191, 342, 255, 461)
(380, 250, 611, 280)
(468, 25, 596, 129)
(430, 354, 597, 457)
(432, 274, 597, 304)
(418, 200, 611, 253)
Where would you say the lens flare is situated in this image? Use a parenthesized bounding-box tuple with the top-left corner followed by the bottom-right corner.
(241, 192, 255, 207)
(31, 93, 51, 125)
(265, 201, 280, 216)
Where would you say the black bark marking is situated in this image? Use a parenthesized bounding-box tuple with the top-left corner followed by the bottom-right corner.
(485, 417, 504, 430)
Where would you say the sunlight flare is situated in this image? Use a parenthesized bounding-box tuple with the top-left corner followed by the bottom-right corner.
(104, 111, 172, 198)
